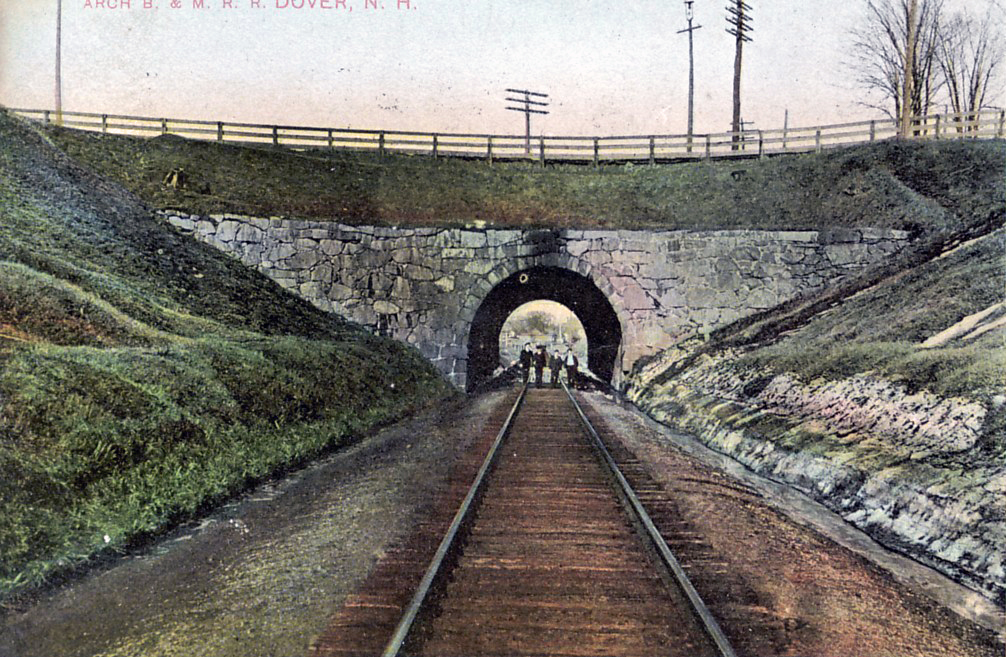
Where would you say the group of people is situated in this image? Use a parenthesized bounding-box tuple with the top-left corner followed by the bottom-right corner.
(517, 343, 580, 389)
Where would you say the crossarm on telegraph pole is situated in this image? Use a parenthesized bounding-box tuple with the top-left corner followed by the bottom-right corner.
(505, 88, 549, 155)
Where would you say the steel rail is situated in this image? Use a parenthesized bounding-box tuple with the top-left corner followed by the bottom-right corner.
(562, 383, 739, 657)
(380, 382, 529, 657)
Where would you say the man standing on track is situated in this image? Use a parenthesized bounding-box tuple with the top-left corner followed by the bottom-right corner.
(550, 349, 563, 388)
(534, 345, 548, 388)
(519, 342, 533, 384)
(564, 348, 579, 390)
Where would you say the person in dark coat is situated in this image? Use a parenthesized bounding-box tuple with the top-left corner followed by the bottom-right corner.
(534, 345, 548, 387)
(518, 342, 533, 384)
(550, 349, 563, 388)
(564, 348, 579, 390)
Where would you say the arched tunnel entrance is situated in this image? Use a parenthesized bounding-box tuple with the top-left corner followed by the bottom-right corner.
(466, 267, 622, 391)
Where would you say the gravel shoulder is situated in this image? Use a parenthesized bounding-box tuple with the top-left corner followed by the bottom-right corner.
(0, 391, 509, 657)
(580, 391, 1005, 655)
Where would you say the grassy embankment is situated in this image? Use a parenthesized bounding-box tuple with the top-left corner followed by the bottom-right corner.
(42, 122, 1005, 443)
(0, 111, 453, 600)
(631, 138, 1005, 456)
(44, 122, 998, 233)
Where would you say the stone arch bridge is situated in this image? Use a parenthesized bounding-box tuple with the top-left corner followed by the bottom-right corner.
(165, 212, 909, 390)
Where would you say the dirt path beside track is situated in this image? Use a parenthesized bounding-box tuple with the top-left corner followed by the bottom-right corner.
(0, 392, 510, 657)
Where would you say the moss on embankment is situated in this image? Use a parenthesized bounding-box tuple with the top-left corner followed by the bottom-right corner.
(0, 110, 453, 600)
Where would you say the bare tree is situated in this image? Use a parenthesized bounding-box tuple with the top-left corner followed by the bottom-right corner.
(850, 0, 945, 127)
(936, 7, 1004, 130)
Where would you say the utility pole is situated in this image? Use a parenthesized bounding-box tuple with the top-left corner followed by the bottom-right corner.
(505, 88, 549, 155)
(55, 0, 62, 125)
(900, 0, 918, 137)
(726, 0, 753, 149)
(677, 0, 702, 151)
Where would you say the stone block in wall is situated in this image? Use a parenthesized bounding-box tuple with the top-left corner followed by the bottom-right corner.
(216, 221, 240, 242)
(636, 260, 678, 281)
(320, 240, 343, 256)
(656, 287, 687, 310)
(403, 264, 435, 281)
(434, 276, 455, 292)
(170, 216, 196, 232)
(235, 224, 264, 243)
(825, 243, 867, 267)
(299, 281, 326, 299)
(743, 286, 779, 309)
(288, 250, 321, 269)
(192, 220, 214, 235)
(660, 238, 682, 252)
(327, 282, 354, 301)
(266, 243, 296, 262)
(818, 228, 862, 244)
(566, 240, 590, 257)
(775, 231, 817, 243)
(459, 259, 491, 276)
(685, 285, 718, 309)
(310, 264, 334, 284)
(373, 300, 401, 314)
(611, 277, 653, 311)
(458, 231, 487, 248)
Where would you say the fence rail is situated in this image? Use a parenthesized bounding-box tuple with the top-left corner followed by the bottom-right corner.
(8, 107, 1004, 165)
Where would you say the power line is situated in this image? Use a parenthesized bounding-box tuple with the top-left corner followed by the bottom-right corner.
(505, 88, 549, 155)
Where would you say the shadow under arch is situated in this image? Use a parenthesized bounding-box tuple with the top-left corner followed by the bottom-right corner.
(466, 266, 622, 391)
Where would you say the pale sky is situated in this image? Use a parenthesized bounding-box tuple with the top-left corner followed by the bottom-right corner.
(1, 0, 1002, 136)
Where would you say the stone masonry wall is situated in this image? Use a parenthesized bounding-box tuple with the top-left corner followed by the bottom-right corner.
(163, 211, 910, 389)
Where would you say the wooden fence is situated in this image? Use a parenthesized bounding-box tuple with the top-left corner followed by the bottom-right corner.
(9, 106, 1005, 165)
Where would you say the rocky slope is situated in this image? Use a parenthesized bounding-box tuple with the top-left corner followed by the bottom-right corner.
(627, 229, 1005, 606)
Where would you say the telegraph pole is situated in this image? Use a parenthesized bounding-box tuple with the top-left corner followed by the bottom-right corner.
(726, 0, 753, 148)
(677, 0, 702, 151)
(505, 88, 549, 155)
(900, 0, 918, 136)
(55, 0, 63, 125)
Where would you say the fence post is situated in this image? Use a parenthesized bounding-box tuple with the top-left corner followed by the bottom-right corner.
(44, 110, 50, 124)
(998, 110, 1005, 138)
(161, 118, 168, 135)
(593, 138, 599, 168)
(327, 129, 334, 149)
(815, 129, 822, 153)
(432, 134, 438, 158)
(934, 114, 941, 140)
(487, 136, 493, 165)
(379, 132, 386, 158)
(217, 121, 224, 142)
(272, 126, 279, 146)
(704, 135, 711, 159)
(102, 114, 108, 133)
(539, 136, 546, 167)
(758, 130, 764, 159)
(649, 136, 655, 166)
(869, 120, 876, 141)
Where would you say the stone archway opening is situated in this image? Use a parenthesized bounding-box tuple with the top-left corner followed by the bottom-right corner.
(466, 267, 622, 391)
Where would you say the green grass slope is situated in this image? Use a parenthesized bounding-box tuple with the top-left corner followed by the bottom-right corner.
(0, 110, 452, 598)
(42, 122, 1004, 233)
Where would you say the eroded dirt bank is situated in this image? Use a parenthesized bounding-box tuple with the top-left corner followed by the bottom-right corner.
(627, 353, 1005, 608)
(0, 392, 509, 657)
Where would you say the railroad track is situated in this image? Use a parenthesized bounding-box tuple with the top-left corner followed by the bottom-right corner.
(312, 385, 737, 657)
